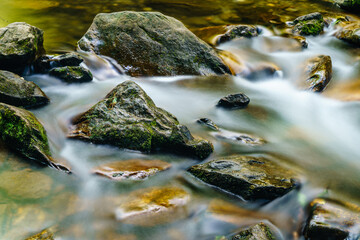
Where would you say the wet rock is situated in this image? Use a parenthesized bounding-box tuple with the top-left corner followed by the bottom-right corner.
(69, 81, 213, 159)
(78, 11, 230, 76)
(299, 55, 332, 92)
(25, 229, 54, 240)
(115, 186, 190, 226)
(333, 0, 360, 13)
(0, 103, 69, 171)
(217, 93, 250, 109)
(51, 52, 83, 67)
(93, 159, 171, 181)
(212, 130, 265, 146)
(291, 12, 325, 36)
(188, 155, 300, 201)
(232, 222, 278, 240)
(218, 25, 261, 44)
(304, 198, 360, 240)
(197, 118, 220, 131)
(0, 22, 45, 74)
(0, 70, 49, 108)
(49, 66, 93, 83)
(334, 21, 360, 47)
(291, 36, 308, 48)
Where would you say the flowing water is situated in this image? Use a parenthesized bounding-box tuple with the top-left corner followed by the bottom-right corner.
(0, 0, 360, 239)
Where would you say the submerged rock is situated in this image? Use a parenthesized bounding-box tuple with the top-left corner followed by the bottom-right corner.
(115, 186, 190, 226)
(0, 103, 69, 171)
(93, 159, 171, 181)
(0, 70, 49, 108)
(0, 22, 45, 74)
(188, 155, 300, 201)
(78, 11, 230, 76)
(49, 66, 93, 83)
(232, 222, 279, 240)
(299, 55, 332, 92)
(212, 130, 265, 146)
(305, 198, 360, 240)
(291, 12, 325, 36)
(69, 81, 213, 159)
(25, 229, 54, 240)
(217, 93, 250, 109)
(334, 21, 360, 47)
(197, 118, 220, 131)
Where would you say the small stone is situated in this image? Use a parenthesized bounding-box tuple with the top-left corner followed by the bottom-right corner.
(49, 66, 93, 83)
(218, 25, 261, 44)
(188, 155, 300, 201)
(25, 229, 54, 240)
(232, 222, 278, 240)
(0, 70, 49, 108)
(197, 118, 220, 131)
(217, 93, 250, 109)
(291, 12, 324, 36)
(52, 52, 83, 67)
(93, 159, 171, 181)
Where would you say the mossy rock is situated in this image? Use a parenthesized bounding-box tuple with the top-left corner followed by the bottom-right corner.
(305, 198, 360, 240)
(0, 70, 49, 108)
(25, 229, 54, 240)
(69, 80, 213, 159)
(0, 22, 45, 74)
(232, 223, 278, 240)
(49, 66, 93, 83)
(291, 12, 325, 36)
(78, 11, 231, 76)
(0, 103, 69, 171)
(218, 25, 261, 44)
(335, 21, 360, 47)
(51, 52, 83, 67)
(188, 155, 300, 201)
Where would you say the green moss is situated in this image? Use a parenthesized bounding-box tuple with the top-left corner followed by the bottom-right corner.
(299, 20, 323, 35)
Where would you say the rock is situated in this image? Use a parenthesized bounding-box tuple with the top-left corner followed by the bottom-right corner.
(304, 198, 360, 240)
(333, 0, 360, 13)
(291, 36, 308, 48)
(0, 103, 69, 171)
(218, 25, 261, 44)
(299, 55, 332, 92)
(232, 222, 278, 240)
(49, 66, 93, 83)
(188, 155, 300, 201)
(0, 22, 45, 74)
(244, 63, 280, 80)
(93, 159, 171, 181)
(78, 11, 231, 76)
(0, 70, 49, 108)
(51, 52, 83, 67)
(197, 118, 220, 131)
(212, 130, 265, 146)
(69, 81, 213, 159)
(115, 186, 190, 226)
(25, 229, 54, 240)
(217, 93, 250, 109)
(291, 12, 325, 36)
(334, 21, 360, 47)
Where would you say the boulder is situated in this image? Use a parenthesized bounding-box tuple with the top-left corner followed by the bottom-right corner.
(217, 93, 250, 109)
(0, 22, 45, 74)
(0, 103, 69, 171)
(291, 12, 325, 36)
(335, 21, 360, 47)
(0, 70, 49, 108)
(298, 55, 332, 92)
(304, 198, 360, 240)
(78, 11, 231, 76)
(49, 66, 93, 83)
(69, 81, 213, 159)
(232, 222, 279, 240)
(92, 159, 171, 181)
(34, 52, 84, 73)
(188, 155, 300, 201)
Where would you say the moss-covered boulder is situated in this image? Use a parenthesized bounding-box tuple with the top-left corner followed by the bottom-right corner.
(93, 159, 171, 181)
(298, 55, 332, 92)
(0, 103, 69, 171)
(49, 66, 93, 83)
(188, 155, 300, 201)
(0, 70, 49, 108)
(78, 11, 231, 76)
(304, 198, 360, 240)
(232, 223, 278, 240)
(335, 21, 360, 47)
(0, 22, 45, 74)
(25, 229, 54, 240)
(69, 81, 213, 159)
(291, 12, 325, 36)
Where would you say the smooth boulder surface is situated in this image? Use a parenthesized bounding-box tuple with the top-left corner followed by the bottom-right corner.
(188, 155, 300, 201)
(305, 198, 360, 240)
(0, 103, 69, 171)
(217, 93, 250, 109)
(0, 22, 45, 74)
(69, 81, 213, 159)
(49, 66, 93, 83)
(0, 70, 49, 108)
(335, 21, 360, 47)
(78, 11, 231, 76)
(299, 55, 332, 92)
(291, 12, 325, 36)
(232, 223, 278, 240)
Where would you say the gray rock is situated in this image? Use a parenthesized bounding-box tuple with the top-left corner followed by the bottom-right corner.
(232, 222, 278, 240)
(78, 11, 231, 76)
(217, 93, 250, 109)
(291, 12, 325, 36)
(0, 22, 45, 74)
(0, 70, 49, 108)
(49, 66, 93, 83)
(188, 155, 300, 200)
(68, 81, 213, 159)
